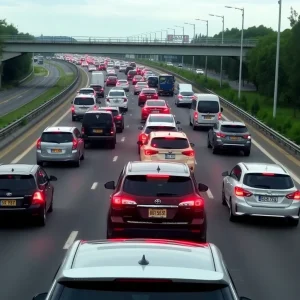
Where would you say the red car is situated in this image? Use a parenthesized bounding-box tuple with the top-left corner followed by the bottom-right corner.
(141, 100, 170, 121)
(138, 88, 158, 106)
(141, 68, 150, 76)
(106, 76, 117, 86)
(132, 75, 143, 85)
(99, 63, 106, 71)
(136, 66, 145, 75)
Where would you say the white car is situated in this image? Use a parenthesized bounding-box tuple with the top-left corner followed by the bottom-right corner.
(106, 88, 128, 111)
(196, 69, 204, 75)
(166, 62, 173, 66)
(88, 65, 97, 72)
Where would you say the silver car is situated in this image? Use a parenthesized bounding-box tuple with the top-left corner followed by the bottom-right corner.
(116, 79, 129, 92)
(71, 94, 97, 121)
(134, 81, 148, 94)
(222, 162, 300, 226)
(36, 126, 84, 167)
(119, 65, 126, 72)
(32, 239, 250, 300)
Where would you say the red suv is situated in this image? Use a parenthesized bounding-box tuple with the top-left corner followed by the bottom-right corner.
(104, 161, 208, 242)
(138, 88, 158, 106)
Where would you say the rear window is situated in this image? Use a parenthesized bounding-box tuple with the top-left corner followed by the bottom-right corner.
(83, 113, 113, 126)
(145, 126, 177, 134)
(159, 76, 174, 84)
(80, 89, 94, 94)
(134, 75, 142, 79)
(74, 97, 94, 105)
(142, 89, 156, 94)
(243, 173, 294, 190)
(221, 125, 248, 133)
(99, 109, 118, 117)
(148, 77, 158, 82)
(151, 137, 189, 149)
(108, 76, 117, 80)
(123, 175, 194, 196)
(146, 100, 165, 106)
(197, 100, 220, 113)
(0, 175, 36, 191)
(148, 115, 174, 123)
(128, 71, 137, 75)
(41, 132, 73, 143)
(137, 82, 147, 86)
(109, 91, 125, 97)
(118, 80, 127, 83)
(181, 91, 194, 96)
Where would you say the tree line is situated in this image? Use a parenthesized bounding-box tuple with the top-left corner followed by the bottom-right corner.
(0, 19, 33, 85)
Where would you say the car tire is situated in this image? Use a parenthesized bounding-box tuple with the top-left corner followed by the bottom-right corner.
(170, 92, 174, 97)
(212, 145, 219, 154)
(192, 121, 197, 131)
(229, 198, 237, 222)
(72, 116, 76, 121)
(74, 156, 80, 167)
(207, 136, 212, 148)
(244, 150, 250, 156)
(110, 140, 116, 149)
(221, 186, 227, 206)
(36, 205, 46, 227)
(138, 145, 140, 154)
(80, 152, 85, 160)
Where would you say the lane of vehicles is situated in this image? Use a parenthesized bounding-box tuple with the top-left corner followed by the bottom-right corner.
(1, 56, 298, 300)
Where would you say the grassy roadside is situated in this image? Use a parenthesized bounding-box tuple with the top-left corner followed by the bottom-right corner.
(0, 62, 76, 129)
(138, 59, 300, 144)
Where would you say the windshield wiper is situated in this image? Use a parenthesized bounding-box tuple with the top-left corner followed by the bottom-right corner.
(156, 193, 178, 196)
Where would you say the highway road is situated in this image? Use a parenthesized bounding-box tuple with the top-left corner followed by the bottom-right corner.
(0, 66, 299, 300)
(0, 60, 73, 117)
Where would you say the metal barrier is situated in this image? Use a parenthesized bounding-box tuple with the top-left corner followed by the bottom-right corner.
(0, 59, 79, 140)
(140, 61, 300, 156)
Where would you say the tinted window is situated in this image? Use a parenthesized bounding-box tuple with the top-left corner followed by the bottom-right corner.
(108, 77, 117, 80)
(83, 113, 113, 126)
(109, 91, 124, 97)
(0, 175, 36, 191)
(128, 71, 137, 75)
(145, 126, 177, 134)
(181, 91, 194, 96)
(74, 97, 94, 105)
(221, 125, 248, 133)
(146, 101, 165, 106)
(41, 132, 73, 143)
(149, 115, 174, 122)
(123, 175, 194, 197)
(151, 137, 189, 149)
(148, 77, 158, 82)
(197, 100, 220, 113)
(243, 173, 294, 189)
(142, 89, 156, 94)
(159, 76, 174, 84)
(99, 109, 118, 117)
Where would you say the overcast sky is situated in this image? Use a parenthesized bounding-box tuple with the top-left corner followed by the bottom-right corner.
(1, 0, 300, 38)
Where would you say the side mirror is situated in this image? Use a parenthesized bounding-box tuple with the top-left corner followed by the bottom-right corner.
(221, 107, 223, 112)
(198, 183, 208, 192)
(137, 141, 142, 145)
(138, 126, 143, 130)
(190, 143, 195, 148)
(49, 175, 57, 181)
(104, 181, 115, 190)
(222, 171, 229, 176)
(176, 121, 181, 124)
(32, 293, 48, 300)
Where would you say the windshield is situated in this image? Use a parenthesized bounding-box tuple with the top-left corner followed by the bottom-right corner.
(109, 91, 125, 97)
(146, 100, 165, 106)
(151, 137, 189, 149)
(74, 98, 94, 105)
(159, 76, 174, 84)
(197, 101, 220, 114)
(41, 132, 73, 143)
(148, 115, 174, 122)
(0, 175, 36, 191)
(83, 113, 113, 126)
(243, 173, 294, 190)
(221, 125, 248, 133)
(145, 126, 177, 134)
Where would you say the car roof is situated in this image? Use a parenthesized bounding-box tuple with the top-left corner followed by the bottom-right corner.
(57, 239, 229, 284)
(240, 162, 288, 175)
(196, 94, 219, 101)
(147, 114, 175, 121)
(43, 126, 74, 133)
(219, 120, 245, 126)
(149, 131, 187, 139)
(0, 164, 38, 175)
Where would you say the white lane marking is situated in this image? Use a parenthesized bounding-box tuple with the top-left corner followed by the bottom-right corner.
(91, 182, 98, 190)
(84, 68, 90, 87)
(126, 125, 129, 128)
(206, 189, 214, 199)
(113, 156, 118, 162)
(121, 137, 125, 142)
(17, 95, 22, 99)
(63, 231, 78, 249)
(130, 114, 132, 116)
(222, 114, 300, 185)
(195, 160, 197, 165)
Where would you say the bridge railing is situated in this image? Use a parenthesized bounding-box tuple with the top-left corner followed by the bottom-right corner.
(0, 35, 258, 46)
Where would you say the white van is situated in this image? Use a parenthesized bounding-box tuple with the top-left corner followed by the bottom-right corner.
(90, 71, 105, 98)
(189, 94, 223, 129)
(175, 83, 194, 106)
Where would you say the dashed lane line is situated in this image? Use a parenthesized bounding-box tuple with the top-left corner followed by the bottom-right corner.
(206, 189, 214, 199)
(121, 137, 125, 142)
(113, 156, 118, 162)
(63, 231, 79, 249)
(91, 182, 98, 190)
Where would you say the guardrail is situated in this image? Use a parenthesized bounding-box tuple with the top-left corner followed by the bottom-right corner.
(0, 35, 258, 47)
(0, 59, 79, 140)
(140, 60, 300, 156)
(18, 67, 34, 84)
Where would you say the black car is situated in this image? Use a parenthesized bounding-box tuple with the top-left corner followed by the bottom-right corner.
(81, 110, 117, 149)
(104, 161, 208, 242)
(0, 164, 57, 226)
(98, 106, 125, 133)
(90, 84, 104, 98)
(129, 62, 136, 68)
(125, 66, 134, 75)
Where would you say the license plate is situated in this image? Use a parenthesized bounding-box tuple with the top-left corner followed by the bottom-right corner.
(93, 129, 103, 133)
(148, 209, 167, 218)
(230, 136, 240, 140)
(165, 154, 175, 159)
(203, 115, 212, 119)
(152, 110, 159, 113)
(51, 149, 62, 153)
(1, 200, 17, 206)
(259, 196, 278, 202)
(113, 99, 120, 103)
(147, 96, 151, 98)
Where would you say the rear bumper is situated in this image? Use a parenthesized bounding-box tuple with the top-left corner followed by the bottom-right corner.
(0, 204, 43, 218)
(194, 121, 216, 127)
(72, 112, 86, 118)
(214, 142, 251, 151)
(178, 99, 192, 104)
(83, 135, 115, 142)
(36, 150, 79, 162)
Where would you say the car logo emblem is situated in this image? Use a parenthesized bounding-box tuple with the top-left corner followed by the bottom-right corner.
(6, 192, 12, 196)
(154, 199, 161, 204)
(96, 115, 99, 119)
(267, 190, 272, 194)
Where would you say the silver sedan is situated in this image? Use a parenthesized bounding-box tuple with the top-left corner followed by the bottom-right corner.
(116, 79, 129, 92)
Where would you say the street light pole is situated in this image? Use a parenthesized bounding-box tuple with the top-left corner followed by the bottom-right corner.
(273, 0, 282, 118)
(225, 6, 244, 99)
(195, 19, 208, 81)
(185, 22, 196, 69)
(209, 14, 224, 87)
(175, 25, 185, 65)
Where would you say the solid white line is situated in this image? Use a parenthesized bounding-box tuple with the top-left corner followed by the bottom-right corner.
(63, 231, 78, 249)
(222, 114, 300, 185)
(91, 182, 98, 190)
(17, 96, 22, 99)
(121, 137, 125, 142)
(206, 189, 214, 199)
(113, 156, 118, 162)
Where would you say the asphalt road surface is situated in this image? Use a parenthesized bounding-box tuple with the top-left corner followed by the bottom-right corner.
(0, 66, 299, 300)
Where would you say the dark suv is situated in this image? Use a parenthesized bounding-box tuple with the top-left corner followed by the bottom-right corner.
(127, 70, 137, 81)
(104, 161, 208, 242)
(81, 110, 117, 149)
(0, 164, 57, 226)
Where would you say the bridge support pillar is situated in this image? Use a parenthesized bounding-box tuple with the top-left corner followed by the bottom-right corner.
(0, 61, 3, 89)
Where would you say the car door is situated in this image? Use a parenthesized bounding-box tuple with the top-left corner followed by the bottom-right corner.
(74, 128, 84, 155)
(226, 165, 242, 200)
(190, 99, 197, 121)
(37, 168, 51, 209)
(209, 123, 218, 145)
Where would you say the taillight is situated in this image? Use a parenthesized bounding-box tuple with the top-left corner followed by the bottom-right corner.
(163, 108, 169, 112)
(32, 191, 44, 205)
(182, 150, 194, 156)
(179, 198, 204, 207)
(36, 138, 41, 150)
(115, 115, 122, 120)
(72, 138, 78, 150)
(81, 127, 85, 134)
(142, 107, 149, 112)
(71, 105, 75, 112)
(235, 186, 252, 197)
(193, 112, 198, 119)
(123, 98, 127, 102)
(178, 95, 183, 99)
(110, 128, 114, 135)
(112, 196, 137, 207)
(191, 95, 197, 100)
(243, 134, 251, 139)
(144, 149, 158, 155)
(154, 94, 158, 98)
(286, 191, 300, 200)
(93, 105, 97, 110)
(140, 93, 144, 97)
(141, 134, 147, 143)
(218, 112, 222, 120)
(216, 132, 226, 138)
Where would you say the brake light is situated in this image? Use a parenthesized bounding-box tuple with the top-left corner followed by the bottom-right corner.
(193, 112, 198, 119)
(116, 82, 120, 85)
(144, 149, 158, 155)
(141, 134, 147, 143)
(262, 173, 275, 176)
(146, 174, 169, 178)
(71, 105, 75, 112)
(36, 138, 41, 150)
(110, 128, 114, 135)
(178, 95, 183, 99)
(192, 95, 197, 100)
(112, 196, 137, 206)
(163, 108, 169, 112)
(243, 134, 251, 139)
(286, 191, 300, 200)
(93, 105, 97, 110)
(72, 138, 78, 150)
(81, 127, 85, 134)
(218, 112, 222, 120)
(179, 198, 204, 207)
(142, 107, 149, 112)
(115, 115, 122, 120)
(182, 150, 194, 156)
(234, 186, 252, 197)
(32, 191, 44, 205)
(216, 132, 226, 138)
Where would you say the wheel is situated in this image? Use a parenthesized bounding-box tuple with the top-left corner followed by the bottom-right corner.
(212, 145, 219, 154)
(289, 218, 299, 227)
(221, 186, 227, 205)
(74, 156, 80, 167)
(229, 198, 237, 222)
(110, 139, 116, 149)
(48, 193, 53, 213)
(118, 128, 123, 133)
(192, 121, 197, 131)
(36, 205, 46, 226)
(207, 136, 212, 148)
(189, 118, 193, 126)
(138, 145, 140, 154)
(106, 220, 118, 238)
(244, 149, 250, 156)
(170, 92, 174, 97)
(84, 142, 88, 149)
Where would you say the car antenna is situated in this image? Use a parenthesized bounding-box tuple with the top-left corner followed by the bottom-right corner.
(138, 254, 149, 266)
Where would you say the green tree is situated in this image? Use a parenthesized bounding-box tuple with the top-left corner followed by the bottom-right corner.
(288, 7, 300, 27)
